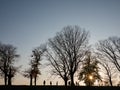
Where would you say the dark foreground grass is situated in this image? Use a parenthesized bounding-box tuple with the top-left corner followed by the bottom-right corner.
(0, 85, 119, 90)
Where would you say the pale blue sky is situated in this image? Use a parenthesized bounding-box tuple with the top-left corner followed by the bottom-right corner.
(0, 0, 120, 85)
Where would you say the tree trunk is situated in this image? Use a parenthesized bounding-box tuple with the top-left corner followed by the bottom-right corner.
(70, 73, 74, 86)
(34, 76, 37, 86)
(4, 62, 7, 85)
(109, 77, 113, 86)
(64, 77, 68, 86)
(30, 74, 32, 86)
(65, 79, 67, 86)
(88, 81, 91, 86)
(4, 73, 7, 85)
(8, 67, 12, 86)
(8, 76, 11, 85)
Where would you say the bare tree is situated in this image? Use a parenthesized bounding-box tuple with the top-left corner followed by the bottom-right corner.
(96, 37, 120, 72)
(23, 44, 46, 86)
(0, 43, 19, 85)
(101, 62, 116, 86)
(47, 25, 89, 86)
(46, 49, 69, 86)
(96, 51, 117, 86)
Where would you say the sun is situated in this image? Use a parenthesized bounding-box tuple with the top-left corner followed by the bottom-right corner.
(89, 75, 93, 80)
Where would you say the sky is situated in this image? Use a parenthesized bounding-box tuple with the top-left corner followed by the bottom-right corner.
(0, 0, 120, 85)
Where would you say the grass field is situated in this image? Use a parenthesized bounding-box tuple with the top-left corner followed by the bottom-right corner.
(0, 85, 119, 90)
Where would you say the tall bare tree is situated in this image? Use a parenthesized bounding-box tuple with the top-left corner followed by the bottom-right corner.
(0, 43, 19, 85)
(23, 44, 46, 86)
(47, 25, 89, 86)
(96, 37, 120, 72)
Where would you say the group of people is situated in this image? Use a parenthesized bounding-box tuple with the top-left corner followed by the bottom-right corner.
(43, 80, 79, 86)
(43, 80, 58, 86)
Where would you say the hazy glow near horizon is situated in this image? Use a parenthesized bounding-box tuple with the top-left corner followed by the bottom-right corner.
(0, 0, 120, 85)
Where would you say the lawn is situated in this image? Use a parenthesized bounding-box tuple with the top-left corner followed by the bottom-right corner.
(0, 85, 119, 90)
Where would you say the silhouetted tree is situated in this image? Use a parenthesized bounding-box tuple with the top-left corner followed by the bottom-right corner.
(23, 44, 46, 86)
(99, 60, 116, 86)
(96, 52, 117, 86)
(78, 51, 101, 86)
(0, 43, 19, 85)
(96, 37, 120, 72)
(46, 49, 69, 86)
(47, 25, 89, 86)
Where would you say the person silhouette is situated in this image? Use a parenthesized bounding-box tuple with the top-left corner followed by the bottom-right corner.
(43, 80, 46, 86)
(68, 81, 71, 86)
(50, 81, 52, 85)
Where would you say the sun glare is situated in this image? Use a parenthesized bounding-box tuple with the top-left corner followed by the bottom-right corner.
(89, 75, 93, 80)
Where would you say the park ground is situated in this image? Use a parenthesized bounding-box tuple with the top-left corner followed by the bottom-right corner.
(0, 85, 120, 90)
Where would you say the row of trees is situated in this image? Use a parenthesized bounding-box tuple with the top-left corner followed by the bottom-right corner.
(0, 25, 120, 86)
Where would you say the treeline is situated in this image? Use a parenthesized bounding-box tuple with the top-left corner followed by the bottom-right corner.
(0, 25, 120, 86)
